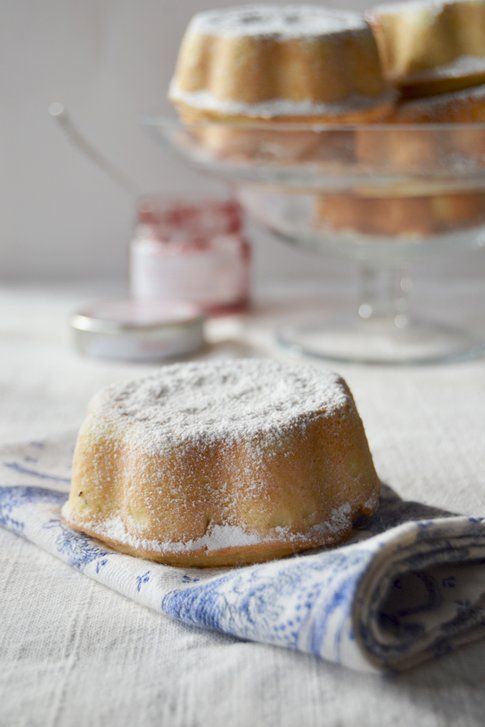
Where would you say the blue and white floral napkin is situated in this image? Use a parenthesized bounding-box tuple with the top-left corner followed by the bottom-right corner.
(1, 434, 485, 673)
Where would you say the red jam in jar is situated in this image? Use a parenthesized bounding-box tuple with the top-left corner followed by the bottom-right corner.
(130, 197, 251, 315)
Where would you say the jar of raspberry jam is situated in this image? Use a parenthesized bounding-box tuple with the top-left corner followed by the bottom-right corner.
(130, 197, 251, 315)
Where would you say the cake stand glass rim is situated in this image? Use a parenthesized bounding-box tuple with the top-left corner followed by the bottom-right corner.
(143, 114, 485, 134)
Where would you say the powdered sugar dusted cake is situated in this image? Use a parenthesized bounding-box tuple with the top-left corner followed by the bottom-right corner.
(368, 0, 485, 96)
(62, 359, 380, 567)
(169, 4, 394, 122)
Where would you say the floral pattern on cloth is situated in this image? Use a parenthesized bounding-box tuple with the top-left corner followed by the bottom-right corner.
(1, 435, 485, 673)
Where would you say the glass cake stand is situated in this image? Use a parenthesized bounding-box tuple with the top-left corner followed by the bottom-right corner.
(145, 116, 485, 364)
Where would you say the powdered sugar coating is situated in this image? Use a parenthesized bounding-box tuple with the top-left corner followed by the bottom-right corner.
(66, 502, 356, 554)
(189, 5, 366, 39)
(169, 85, 395, 119)
(90, 359, 349, 454)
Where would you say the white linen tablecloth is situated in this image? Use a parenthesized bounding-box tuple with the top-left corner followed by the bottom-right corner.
(1, 279, 485, 726)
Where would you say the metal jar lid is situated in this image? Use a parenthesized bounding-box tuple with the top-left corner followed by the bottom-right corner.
(71, 299, 205, 362)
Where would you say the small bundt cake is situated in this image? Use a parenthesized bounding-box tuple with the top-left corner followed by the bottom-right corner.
(169, 5, 395, 124)
(315, 191, 485, 239)
(62, 359, 380, 567)
(368, 0, 485, 97)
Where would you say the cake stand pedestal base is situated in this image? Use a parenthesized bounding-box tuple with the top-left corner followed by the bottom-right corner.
(277, 315, 484, 365)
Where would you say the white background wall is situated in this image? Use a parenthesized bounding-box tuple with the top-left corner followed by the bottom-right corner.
(1, 0, 484, 282)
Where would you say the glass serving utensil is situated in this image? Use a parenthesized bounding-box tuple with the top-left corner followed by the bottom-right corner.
(144, 117, 485, 364)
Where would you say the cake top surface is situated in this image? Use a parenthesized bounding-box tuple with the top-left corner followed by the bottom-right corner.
(91, 359, 349, 451)
(188, 5, 366, 39)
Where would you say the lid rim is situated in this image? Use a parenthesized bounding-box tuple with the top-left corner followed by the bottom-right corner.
(71, 312, 204, 334)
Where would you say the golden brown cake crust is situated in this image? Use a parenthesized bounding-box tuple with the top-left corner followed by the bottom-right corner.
(62, 360, 380, 567)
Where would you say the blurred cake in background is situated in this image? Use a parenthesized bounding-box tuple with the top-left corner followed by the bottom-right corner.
(367, 0, 485, 97)
(356, 84, 485, 172)
(167, 3, 484, 243)
(391, 83, 485, 122)
(331, 0, 485, 242)
(315, 190, 485, 239)
(169, 4, 394, 124)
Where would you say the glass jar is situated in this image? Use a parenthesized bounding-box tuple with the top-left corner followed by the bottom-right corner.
(130, 196, 251, 315)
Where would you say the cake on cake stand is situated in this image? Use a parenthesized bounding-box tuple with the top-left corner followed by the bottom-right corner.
(146, 117, 485, 364)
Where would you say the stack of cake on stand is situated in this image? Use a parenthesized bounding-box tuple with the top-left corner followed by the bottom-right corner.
(148, 1, 485, 364)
